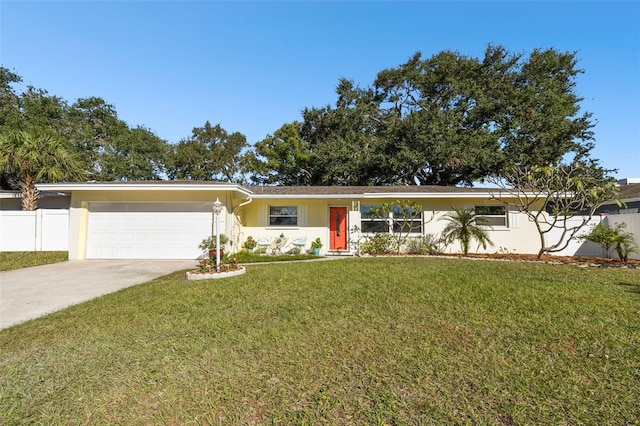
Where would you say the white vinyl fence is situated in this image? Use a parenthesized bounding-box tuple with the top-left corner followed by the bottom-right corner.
(0, 209, 69, 251)
(548, 213, 640, 260)
(604, 213, 640, 260)
(546, 215, 604, 257)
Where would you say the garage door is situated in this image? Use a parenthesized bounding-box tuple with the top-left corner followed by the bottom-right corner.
(86, 203, 217, 259)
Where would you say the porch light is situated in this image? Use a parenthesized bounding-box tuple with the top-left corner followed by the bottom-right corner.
(213, 198, 223, 215)
(213, 198, 223, 272)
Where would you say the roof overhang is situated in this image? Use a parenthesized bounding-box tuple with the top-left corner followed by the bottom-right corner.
(34, 182, 542, 201)
(247, 191, 502, 200)
(0, 191, 22, 199)
(0, 190, 69, 199)
(37, 182, 253, 198)
(362, 191, 498, 199)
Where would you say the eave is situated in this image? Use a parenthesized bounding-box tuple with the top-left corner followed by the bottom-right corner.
(37, 181, 253, 198)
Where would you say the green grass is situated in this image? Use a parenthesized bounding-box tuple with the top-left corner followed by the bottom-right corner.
(0, 251, 68, 271)
(1, 257, 639, 424)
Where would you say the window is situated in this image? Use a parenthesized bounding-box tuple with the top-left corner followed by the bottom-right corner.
(392, 205, 422, 234)
(361, 204, 423, 234)
(361, 205, 389, 233)
(269, 206, 298, 226)
(475, 205, 507, 227)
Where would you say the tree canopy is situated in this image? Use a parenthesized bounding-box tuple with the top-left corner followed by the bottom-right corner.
(0, 129, 85, 209)
(0, 73, 171, 186)
(488, 160, 620, 259)
(1, 44, 608, 188)
(166, 121, 248, 182)
(246, 122, 313, 185)
(255, 45, 598, 186)
(68, 97, 169, 181)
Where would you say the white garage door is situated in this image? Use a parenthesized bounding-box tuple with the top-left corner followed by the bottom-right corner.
(86, 203, 217, 259)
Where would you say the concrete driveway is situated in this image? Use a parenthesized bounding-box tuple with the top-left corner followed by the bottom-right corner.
(0, 259, 195, 329)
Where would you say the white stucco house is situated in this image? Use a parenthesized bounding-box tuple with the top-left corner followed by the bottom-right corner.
(14, 181, 544, 260)
(2, 180, 637, 260)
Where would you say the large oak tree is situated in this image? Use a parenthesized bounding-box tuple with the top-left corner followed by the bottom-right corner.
(246, 122, 313, 185)
(1, 69, 170, 184)
(69, 97, 168, 181)
(167, 121, 248, 182)
(253, 45, 599, 186)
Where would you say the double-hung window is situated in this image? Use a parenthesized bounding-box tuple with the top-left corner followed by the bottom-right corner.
(360, 205, 423, 234)
(360, 206, 389, 233)
(392, 205, 422, 234)
(474, 205, 507, 227)
(269, 206, 298, 226)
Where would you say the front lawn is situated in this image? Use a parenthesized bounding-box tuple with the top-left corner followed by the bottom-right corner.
(0, 251, 68, 271)
(1, 257, 638, 424)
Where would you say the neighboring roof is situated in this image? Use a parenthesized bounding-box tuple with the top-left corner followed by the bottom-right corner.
(0, 191, 21, 199)
(617, 178, 640, 185)
(0, 190, 69, 199)
(617, 183, 640, 201)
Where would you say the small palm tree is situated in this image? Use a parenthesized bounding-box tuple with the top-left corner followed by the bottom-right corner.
(0, 130, 84, 210)
(441, 207, 494, 255)
(613, 230, 638, 262)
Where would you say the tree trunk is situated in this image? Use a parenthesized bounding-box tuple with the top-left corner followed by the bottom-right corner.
(21, 176, 40, 211)
(537, 225, 546, 260)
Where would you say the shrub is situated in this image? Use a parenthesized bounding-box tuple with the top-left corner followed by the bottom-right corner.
(404, 234, 443, 255)
(361, 233, 395, 255)
(579, 222, 638, 261)
(199, 234, 229, 250)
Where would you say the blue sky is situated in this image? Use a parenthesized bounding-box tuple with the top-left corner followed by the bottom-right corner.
(1, 1, 639, 181)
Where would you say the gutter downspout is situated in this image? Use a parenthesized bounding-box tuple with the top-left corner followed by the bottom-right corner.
(230, 196, 253, 254)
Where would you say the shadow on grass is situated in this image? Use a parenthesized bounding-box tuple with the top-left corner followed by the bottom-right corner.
(616, 282, 640, 295)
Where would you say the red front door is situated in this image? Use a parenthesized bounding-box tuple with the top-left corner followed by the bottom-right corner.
(329, 206, 348, 251)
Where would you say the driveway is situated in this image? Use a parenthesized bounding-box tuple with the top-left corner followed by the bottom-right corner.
(0, 259, 195, 329)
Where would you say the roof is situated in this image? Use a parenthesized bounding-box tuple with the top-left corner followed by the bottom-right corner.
(36, 180, 509, 200)
(247, 185, 494, 199)
(40, 180, 231, 187)
(37, 181, 252, 197)
(0, 190, 70, 199)
(617, 183, 640, 201)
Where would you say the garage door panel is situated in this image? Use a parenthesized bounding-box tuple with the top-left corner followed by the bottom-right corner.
(87, 203, 216, 259)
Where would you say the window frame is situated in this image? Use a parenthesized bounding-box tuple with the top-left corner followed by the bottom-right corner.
(474, 205, 508, 228)
(268, 205, 299, 227)
(360, 204, 423, 235)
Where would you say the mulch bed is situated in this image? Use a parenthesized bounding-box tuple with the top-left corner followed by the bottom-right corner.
(435, 253, 640, 269)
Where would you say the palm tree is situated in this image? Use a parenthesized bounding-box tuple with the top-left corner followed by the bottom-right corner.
(0, 130, 84, 210)
(441, 207, 494, 255)
(613, 229, 638, 262)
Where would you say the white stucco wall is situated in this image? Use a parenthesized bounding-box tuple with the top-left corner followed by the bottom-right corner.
(237, 197, 546, 256)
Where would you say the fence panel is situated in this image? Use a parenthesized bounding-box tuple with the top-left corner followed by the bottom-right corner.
(0, 211, 37, 251)
(604, 213, 640, 260)
(545, 215, 604, 257)
(0, 209, 69, 252)
(39, 209, 69, 251)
